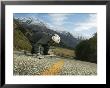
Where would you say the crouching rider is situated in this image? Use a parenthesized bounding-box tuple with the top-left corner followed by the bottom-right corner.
(30, 31, 60, 58)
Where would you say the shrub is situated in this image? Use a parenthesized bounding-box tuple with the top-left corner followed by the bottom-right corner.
(14, 29, 32, 51)
(75, 33, 97, 63)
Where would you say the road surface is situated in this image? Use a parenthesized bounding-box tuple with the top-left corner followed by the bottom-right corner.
(13, 51, 97, 75)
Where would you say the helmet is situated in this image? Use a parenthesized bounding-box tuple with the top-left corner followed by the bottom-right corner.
(52, 34, 60, 44)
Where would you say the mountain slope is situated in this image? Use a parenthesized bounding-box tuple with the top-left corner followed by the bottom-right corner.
(14, 18, 80, 50)
(14, 20, 32, 51)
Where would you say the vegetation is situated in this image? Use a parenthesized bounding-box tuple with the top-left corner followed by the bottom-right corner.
(52, 47, 75, 58)
(14, 29, 32, 51)
(14, 19, 32, 51)
(75, 33, 97, 63)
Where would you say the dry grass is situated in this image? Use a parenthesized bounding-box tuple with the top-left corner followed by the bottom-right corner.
(52, 47, 75, 58)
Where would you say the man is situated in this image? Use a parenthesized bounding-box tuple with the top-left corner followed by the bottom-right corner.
(30, 31, 60, 56)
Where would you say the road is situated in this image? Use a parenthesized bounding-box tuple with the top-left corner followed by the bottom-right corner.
(13, 51, 97, 75)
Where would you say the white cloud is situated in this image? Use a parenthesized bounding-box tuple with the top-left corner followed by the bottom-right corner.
(71, 14, 97, 39)
(47, 22, 67, 32)
(48, 13, 69, 26)
(46, 13, 71, 32)
(74, 14, 97, 32)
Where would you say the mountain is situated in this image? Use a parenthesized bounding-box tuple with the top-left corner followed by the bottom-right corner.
(58, 31, 80, 49)
(14, 18, 81, 50)
(14, 22, 32, 51)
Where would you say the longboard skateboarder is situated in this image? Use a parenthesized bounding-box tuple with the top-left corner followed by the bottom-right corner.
(29, 31, 60, 58)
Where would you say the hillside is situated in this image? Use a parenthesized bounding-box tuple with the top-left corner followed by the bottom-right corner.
(14, 18, 81, 51)
(14, 28, 32, 51)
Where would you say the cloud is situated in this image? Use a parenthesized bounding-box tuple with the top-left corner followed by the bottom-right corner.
(70, 14, 97, 39)
(48, 13, 70, 26)
(74, 14, 97, 32)
(47, 13, 75, 32)
(46, 22, 67, 32)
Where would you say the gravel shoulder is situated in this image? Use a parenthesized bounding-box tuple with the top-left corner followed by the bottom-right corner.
(13, 51, 97, 75)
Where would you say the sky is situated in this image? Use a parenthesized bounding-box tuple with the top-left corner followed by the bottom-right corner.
(14, 13, 97, 39)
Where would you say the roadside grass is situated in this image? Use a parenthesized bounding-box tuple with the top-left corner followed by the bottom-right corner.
(52, 47, 75, 59)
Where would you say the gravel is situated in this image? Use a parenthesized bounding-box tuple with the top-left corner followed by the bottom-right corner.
(13, 51, 97, 75)
(58, 59, 97, 75)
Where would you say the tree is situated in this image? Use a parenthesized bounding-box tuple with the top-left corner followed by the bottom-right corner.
(75, 33, 97, 63)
